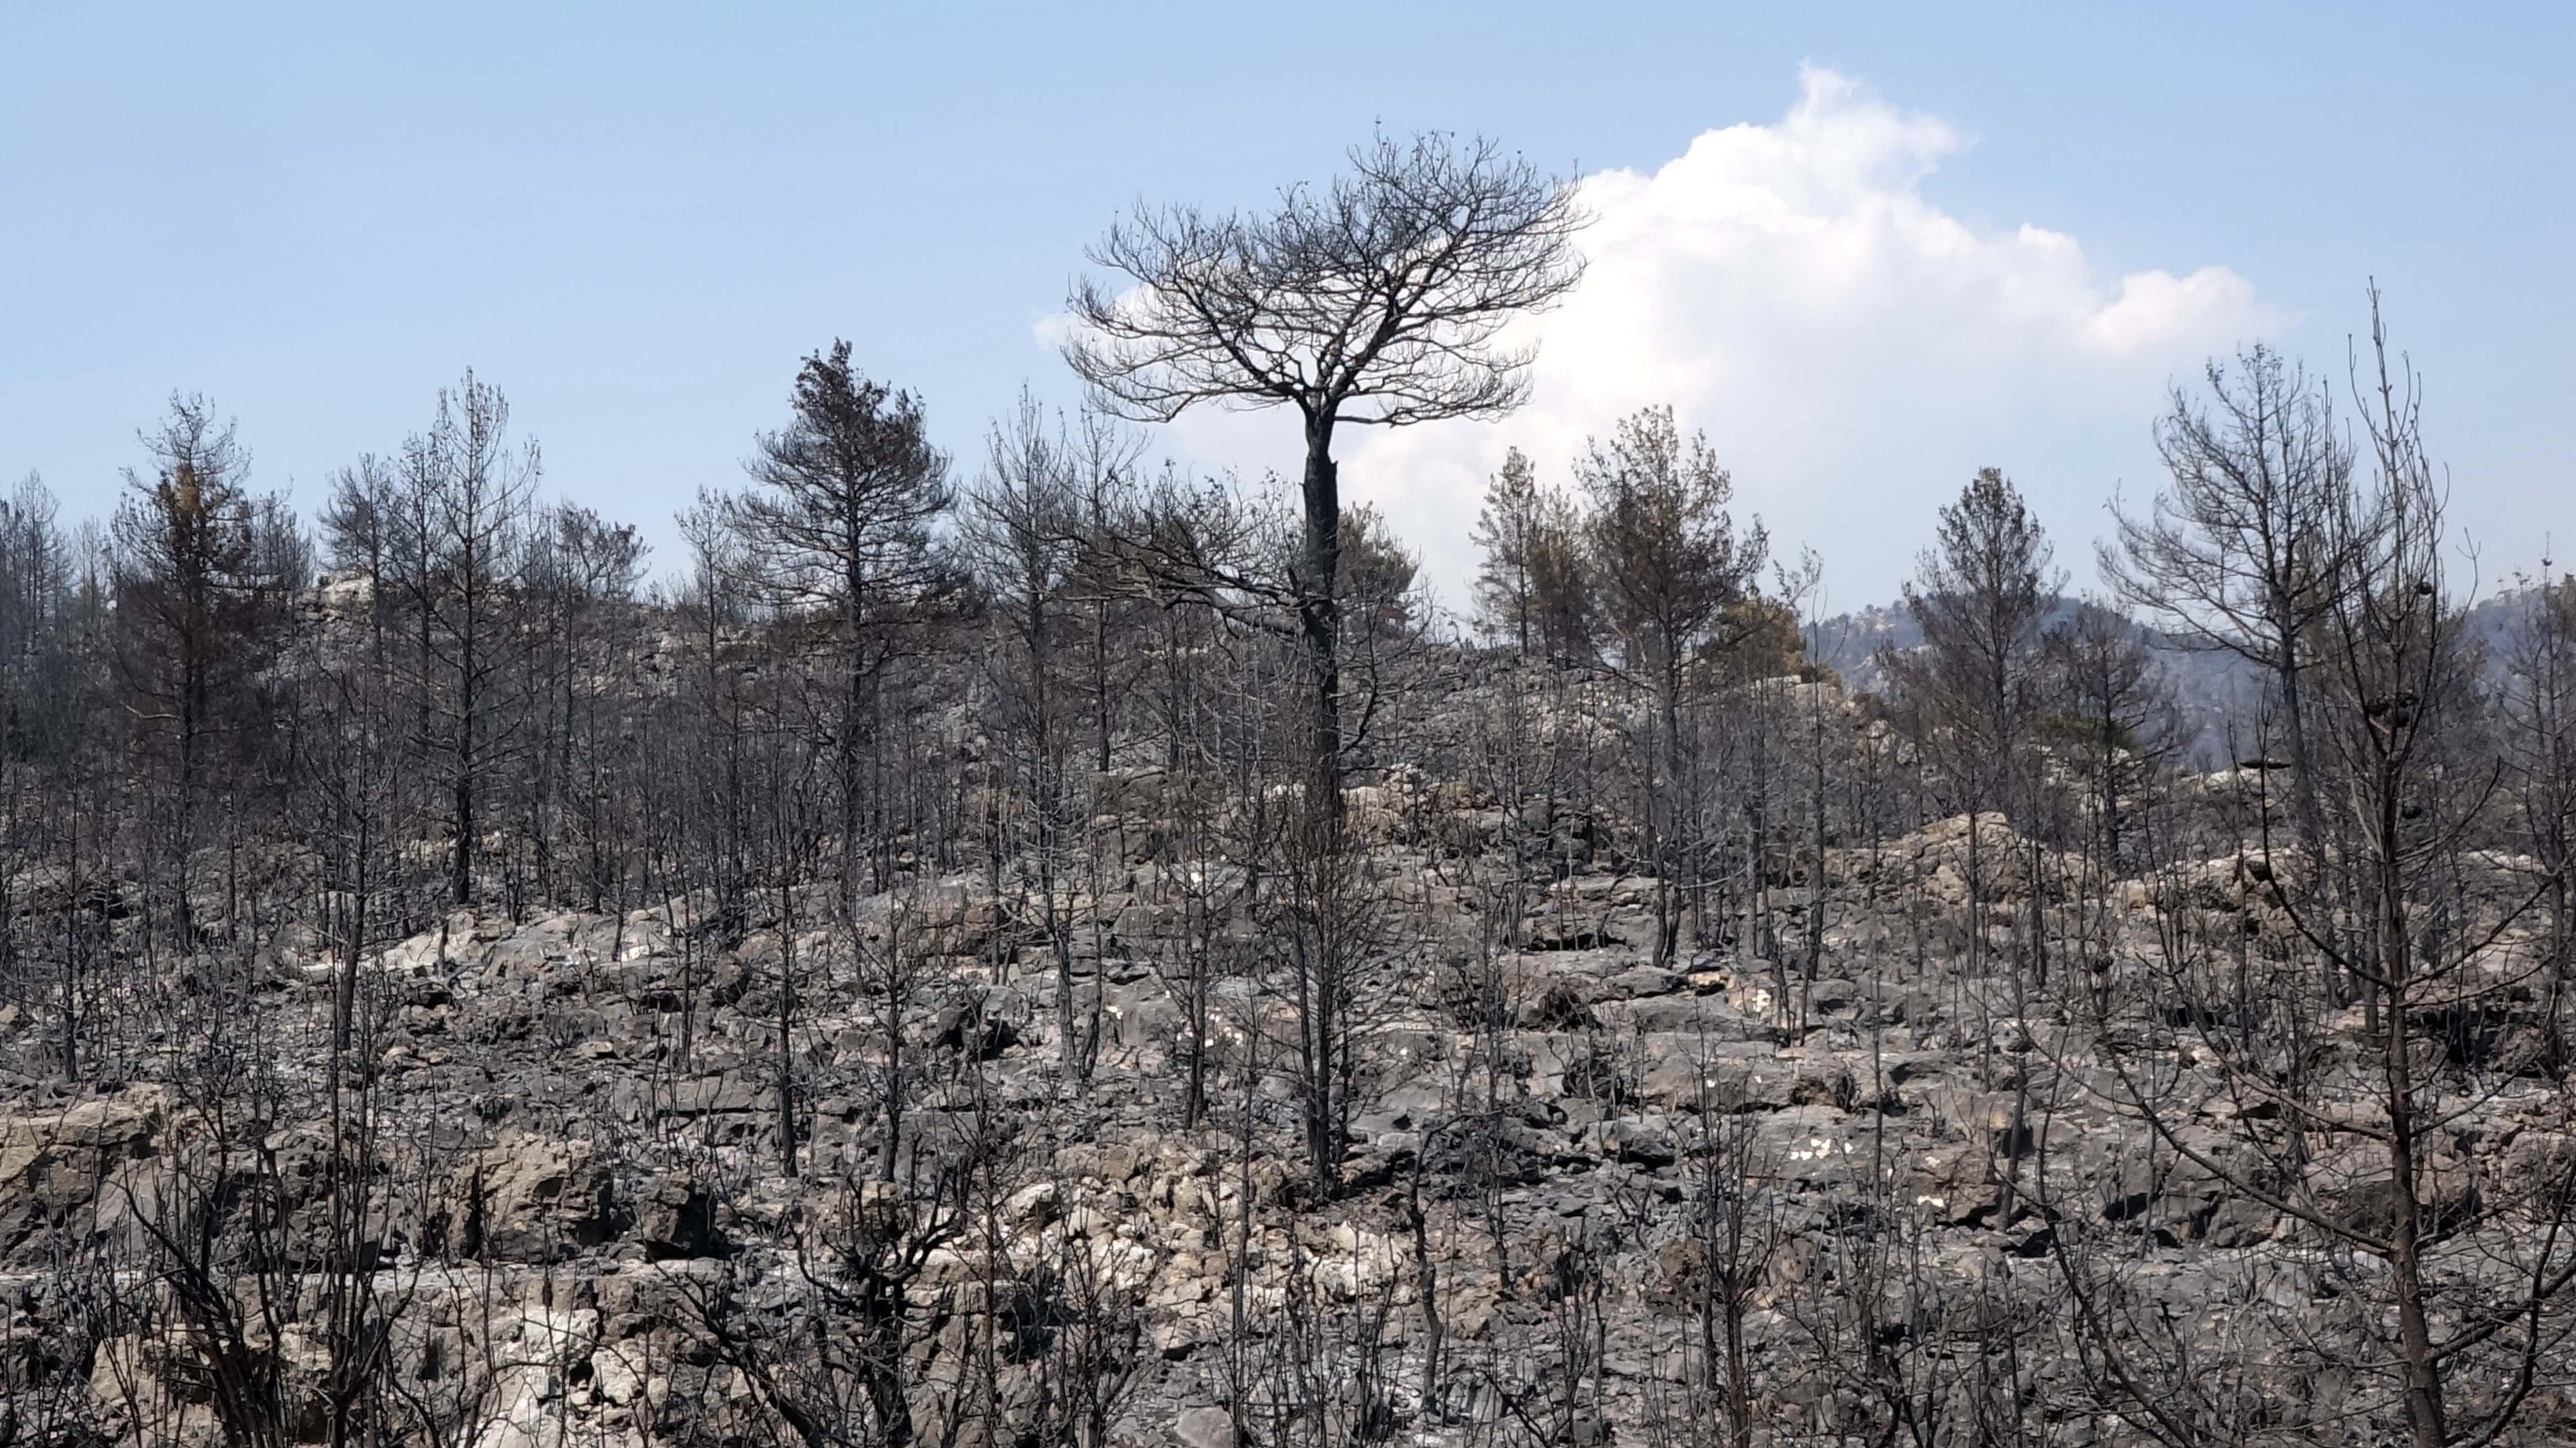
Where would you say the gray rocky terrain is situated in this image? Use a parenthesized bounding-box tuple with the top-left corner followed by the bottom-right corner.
(6, 668, 2569, 1447)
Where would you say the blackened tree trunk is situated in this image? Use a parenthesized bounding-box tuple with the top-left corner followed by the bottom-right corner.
(1301, 412, 1344, 819)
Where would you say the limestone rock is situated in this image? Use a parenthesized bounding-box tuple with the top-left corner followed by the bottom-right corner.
(455, 1131, 616, 1263)
(1172, 1405, 1237, 1448)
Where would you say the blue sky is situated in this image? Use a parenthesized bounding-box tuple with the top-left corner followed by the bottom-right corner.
(3, 2, 2568, 602)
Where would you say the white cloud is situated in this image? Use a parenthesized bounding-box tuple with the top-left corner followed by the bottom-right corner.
(1103, 67, 2278, 609)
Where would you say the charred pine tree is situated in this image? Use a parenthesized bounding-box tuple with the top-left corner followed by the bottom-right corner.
(725, 341, 953, 908)
(1576, 407, 1769, 970)
(2061, 297, 2576, 1448)
(1068, 130, 1586, 818)
(380, 374, 539, 910)
(963, 392, 1092, 1085)
(110, 396, 277, 944)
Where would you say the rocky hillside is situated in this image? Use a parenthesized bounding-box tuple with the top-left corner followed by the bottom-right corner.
(5, 680, 2570, 1448)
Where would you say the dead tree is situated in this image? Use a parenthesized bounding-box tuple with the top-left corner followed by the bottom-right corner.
(109, 395, 271, 941)
(2062, 296, 2576, 1448)
(517, 502, 647, 911)
(666, 1072, 1016, 1448)
(962, 392, 1091, 1084)
(1471, 447, 1547, 655)
(1673, 1075, 1786, 1448)
(1880, 468, 2062, 984)
(0, 474, 87, 764)
(1256, 760, 1409, 1193)
(2101, 344, 2359, 870)
(381, 373, 539, 908)
(1576, 407, 1770, 969)
(725, 341, 953, 903)
(1066, 130, 1586, 813)
(2501, 569, 2576, 999)
(2040, 604, 2179, 876)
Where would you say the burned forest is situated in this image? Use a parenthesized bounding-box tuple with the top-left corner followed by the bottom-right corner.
(2, 136, 2573, 1448)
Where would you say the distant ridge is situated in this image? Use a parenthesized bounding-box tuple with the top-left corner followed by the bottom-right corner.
(1804, 585, 2551, 764)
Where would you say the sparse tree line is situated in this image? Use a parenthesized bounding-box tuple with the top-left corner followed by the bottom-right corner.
(0, 131, 2568, 1447)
